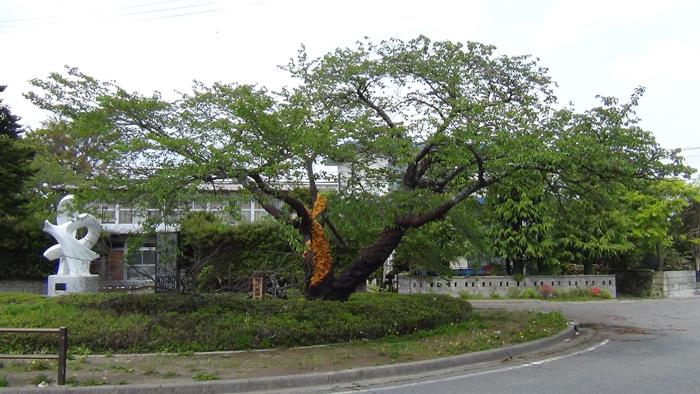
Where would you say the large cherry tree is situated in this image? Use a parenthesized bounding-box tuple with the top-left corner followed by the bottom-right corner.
(26, 37, 688, 300)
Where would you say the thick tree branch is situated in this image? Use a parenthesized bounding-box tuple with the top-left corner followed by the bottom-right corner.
(402, 103, 462, 189)
(416, 165, 466, 193)
(406, 96, 446, 122)
(248, 172, 310, 222)
(405, 71, 454, 105)
(241, 178, 285, 221)
(403, 143, 435, 188)
(321, 216, 349, 248)
(466, 144, 486, 183)
(128, 118, 207, 166)
(395, 179, 491, 228)
(306, 158, 318, 206)
(415, 155, 434, 179)
(355, 87, 397, 129)
(395, 158, 540, 229)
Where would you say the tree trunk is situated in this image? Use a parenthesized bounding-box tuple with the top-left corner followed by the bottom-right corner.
(655, 242, 665, 272)
(513, 260, 524, 275)
(318, 226, 406, 301)
(505, 259, 513, 275)
(583, 260, 593, 275)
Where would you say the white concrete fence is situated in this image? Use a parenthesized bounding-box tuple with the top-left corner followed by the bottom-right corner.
(0, 279, 155, 294)
(398, 274, 617, 298)
(0, 280, 46, 294)
(652, 270, 698, 298)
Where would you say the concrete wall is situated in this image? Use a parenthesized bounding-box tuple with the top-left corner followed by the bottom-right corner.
(398, 274, 617, 298)
(0, 279, 158, 295)
(651, 270, 698, 298)
(100, 279, 154, 293)
(0, 280, 46, 294)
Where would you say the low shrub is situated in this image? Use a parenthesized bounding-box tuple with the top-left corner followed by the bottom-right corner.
(551, 288, 612, 300)
(520, 288, 539, 299)
(588, 288, 611, 299)
(506, 288, 522, 299)
(486, 286, 613, 301)
(0, 292, 471, 354)
(537, 284, 555, 298)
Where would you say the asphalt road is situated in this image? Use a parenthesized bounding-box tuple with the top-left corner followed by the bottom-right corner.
(280, 297, 700, 394)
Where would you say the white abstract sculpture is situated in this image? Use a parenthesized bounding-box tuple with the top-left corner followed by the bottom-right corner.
(43, 195, 102, 295)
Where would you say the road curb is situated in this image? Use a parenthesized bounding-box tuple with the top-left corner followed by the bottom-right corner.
(3, 324, 576, 394)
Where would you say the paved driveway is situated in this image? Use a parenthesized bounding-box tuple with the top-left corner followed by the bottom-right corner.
(293, 297, 700, 394)
(472, 298, 700, 333)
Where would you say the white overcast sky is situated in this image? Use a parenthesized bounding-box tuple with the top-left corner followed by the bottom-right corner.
(2, 0, 699, 176)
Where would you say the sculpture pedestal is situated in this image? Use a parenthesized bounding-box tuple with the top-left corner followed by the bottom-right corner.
(47, 275, 99, 297)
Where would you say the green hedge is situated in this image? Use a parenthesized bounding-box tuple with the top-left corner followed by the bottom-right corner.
(179, 214, 304, 291)
(0, 292, 471, 354)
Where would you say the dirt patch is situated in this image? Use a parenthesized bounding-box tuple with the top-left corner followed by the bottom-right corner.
(578, 323, 659, 342)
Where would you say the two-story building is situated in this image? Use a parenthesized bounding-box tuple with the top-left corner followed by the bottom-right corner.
(90, 165, 344, 292)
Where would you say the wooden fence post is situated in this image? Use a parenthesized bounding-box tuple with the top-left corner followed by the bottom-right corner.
(57, 327, 67, 385)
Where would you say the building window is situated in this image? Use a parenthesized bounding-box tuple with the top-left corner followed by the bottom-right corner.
(240, 200, 273, 223)
(125, 246, 157, 281)
(147, 209, 162, 222)
(192, 201, 207, 211)
(118, 205, 134, 224)
(168, 207, 185, 222)
(96, 204, 116, 224)
(240, 208, 253, 223)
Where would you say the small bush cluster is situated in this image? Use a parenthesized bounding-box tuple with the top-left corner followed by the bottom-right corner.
(537, 283, 555, 298)
(0, 292, 471, 354)
(520, 288, 539, 299)
(461, 287, 612, 301)
(529, 286, 612, 300)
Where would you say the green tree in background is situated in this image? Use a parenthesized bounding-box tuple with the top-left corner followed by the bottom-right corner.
(25, 119, 105, 191)
(554, 190, 633, 274)
(0, 85, 34, 218)
(393, 198, 488, 276)
(0, 86, 50, 278)
(679, 189, 700, 272)
(625, 180, 700, 271)
(486, 175, 557, 276)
